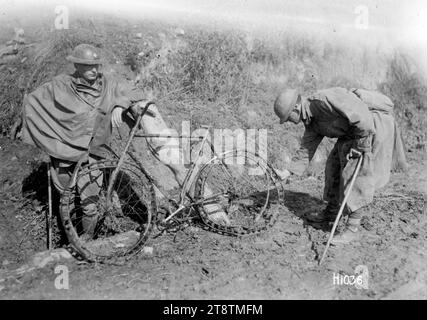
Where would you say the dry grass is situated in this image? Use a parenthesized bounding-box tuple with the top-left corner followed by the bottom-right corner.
(0, 11, 426, 161)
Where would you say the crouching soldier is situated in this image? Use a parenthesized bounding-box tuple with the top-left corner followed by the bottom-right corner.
(273, 87, 408, 244)
(22, 44, 146, 241)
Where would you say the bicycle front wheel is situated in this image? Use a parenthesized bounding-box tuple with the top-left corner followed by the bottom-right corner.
(194, 150, 283, 236)
(59, 158, 156, 261)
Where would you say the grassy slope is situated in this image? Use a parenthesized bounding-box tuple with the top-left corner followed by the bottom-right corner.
(0, 9, 426, 172)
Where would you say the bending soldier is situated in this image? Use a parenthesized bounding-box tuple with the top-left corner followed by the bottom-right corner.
(274, 87, 407, 244)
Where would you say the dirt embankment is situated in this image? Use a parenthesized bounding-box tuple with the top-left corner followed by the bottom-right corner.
(0, 138, 50, 269)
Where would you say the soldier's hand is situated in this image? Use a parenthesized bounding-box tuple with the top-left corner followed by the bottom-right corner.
(287, 161, 307, 176)
(354, 136, 372, 153)
(130, 103, 156, 118)
(111, 107, 124, 127)
(347, 148, 362, 160)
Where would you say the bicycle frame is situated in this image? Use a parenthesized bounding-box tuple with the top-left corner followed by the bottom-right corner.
(106, 102, 155, 206)
(142, 125, 213, 223)
(136, 131, 249, 223)
(108, 104, 218, 221)
(109, 103, 275, 226)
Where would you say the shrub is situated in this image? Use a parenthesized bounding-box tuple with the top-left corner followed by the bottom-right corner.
(379, 52, 427, 150)
(178, 31, 251, 105)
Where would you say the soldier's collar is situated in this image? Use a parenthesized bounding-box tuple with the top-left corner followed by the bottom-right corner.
(72, 72, 103, 87)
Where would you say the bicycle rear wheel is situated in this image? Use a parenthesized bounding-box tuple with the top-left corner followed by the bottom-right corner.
(194, 149, 283, 236)
(59, 157, 156, 261)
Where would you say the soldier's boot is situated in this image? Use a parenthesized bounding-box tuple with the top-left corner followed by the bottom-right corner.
(208, 211, 231, 226)
(330, 217, 361, 245)
(80, 203, 99, 242)
(205, 194, 232, 226)
(306, 203, 339, 224)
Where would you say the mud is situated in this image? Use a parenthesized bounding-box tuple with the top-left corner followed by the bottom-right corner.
(0, 136, 426, 299)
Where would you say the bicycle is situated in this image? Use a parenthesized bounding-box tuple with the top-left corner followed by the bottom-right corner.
(59, 102, 285, 262)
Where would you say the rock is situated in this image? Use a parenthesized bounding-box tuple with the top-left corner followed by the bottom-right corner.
(3, 28, 25, 46)
(32, 249, 73, 268)
(134, 74, 141, 84)
(0, 249, 72, 282)
(14, 27, 24, 38)
(277, 148, 292, 165)
(174, 28, 185, 36)
(276, 169, 291, 180)
(0, 45, 18, 58)
(287, 161, 306, 176)
(143, 247, 153, 255)
(238, 105, 259, 127)
(188, 226, 200, 233)
(2, 260, 10, 267)
(134, 33, 143, 39)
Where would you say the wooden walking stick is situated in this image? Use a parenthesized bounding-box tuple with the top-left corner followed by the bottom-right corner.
(318, 153, 364, 266)
(47, 162, 53, 250)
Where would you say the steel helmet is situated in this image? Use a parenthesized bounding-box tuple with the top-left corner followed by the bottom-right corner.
(274, 89, 300, 124)
(66, 44, 102, 65)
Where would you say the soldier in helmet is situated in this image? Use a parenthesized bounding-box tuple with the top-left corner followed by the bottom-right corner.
(274, 87, 407, 244)
(22, 44, 142, 240)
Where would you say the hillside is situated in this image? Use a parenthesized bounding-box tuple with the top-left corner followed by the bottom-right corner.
(0, 8, 426, 299)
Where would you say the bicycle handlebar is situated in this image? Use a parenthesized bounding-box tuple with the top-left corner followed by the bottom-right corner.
(137, 101, 156, 119)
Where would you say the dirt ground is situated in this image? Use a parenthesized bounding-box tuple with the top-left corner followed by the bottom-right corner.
(0, 135, 426, 300)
